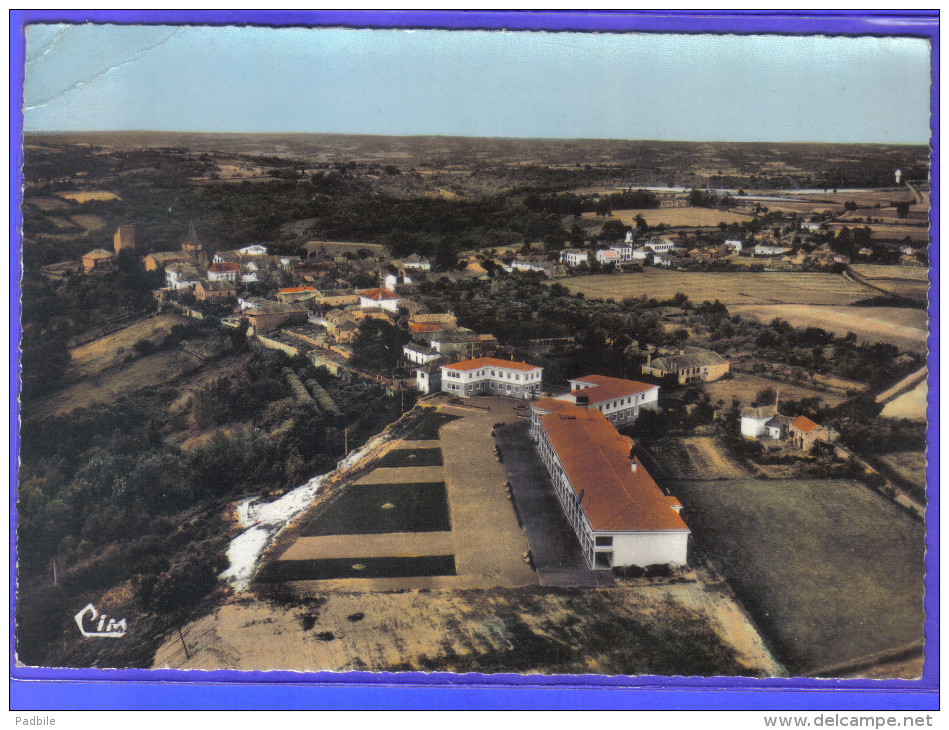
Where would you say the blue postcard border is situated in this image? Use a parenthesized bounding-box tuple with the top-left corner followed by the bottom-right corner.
(9, 8, 940, 711)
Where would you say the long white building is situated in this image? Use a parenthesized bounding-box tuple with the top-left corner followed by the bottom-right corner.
(440, 357, 543, 399)
(555, 374, 659, 426)
(530, 400, 689, 569)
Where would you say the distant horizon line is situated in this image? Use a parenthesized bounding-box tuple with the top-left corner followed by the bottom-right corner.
(21, 129, 930, 147)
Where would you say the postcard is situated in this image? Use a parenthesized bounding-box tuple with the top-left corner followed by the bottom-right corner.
(11, 10, 938, 711)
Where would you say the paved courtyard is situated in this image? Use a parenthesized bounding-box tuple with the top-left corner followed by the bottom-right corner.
(494, 419, 614, 587)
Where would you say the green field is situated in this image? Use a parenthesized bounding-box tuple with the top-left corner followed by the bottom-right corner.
(673, 477, 925, 675)
(377, 447, 444, 468)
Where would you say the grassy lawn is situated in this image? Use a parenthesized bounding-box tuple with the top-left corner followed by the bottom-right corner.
(377, 447, 444, 468)
(402, 410, 461, 440)
(672, 477, 926, 675)
(255, 555, 456, 582)
(298, 482, 451, 536)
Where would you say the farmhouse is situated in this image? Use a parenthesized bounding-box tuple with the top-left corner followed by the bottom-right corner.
(530, 401, 690, 569)
(754, 243, 791, 256)
(359, 287, 400, 313)
(81, 248, 115, 273)
(441, 357, 543, 399)
(641, 348, 730, 385)
(724, 239, 743, 252)
(789, 416, 839, 451)
(560, 249, 590, 267)
(552, 374, 659, 426)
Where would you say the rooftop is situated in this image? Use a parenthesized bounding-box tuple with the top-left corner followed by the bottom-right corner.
(443, 357, 541, 373)
(791, 415, 820, 433)
(741, 405, 778, 420)
(649, 348, 728, 371)
(209, 262, 240, 273)
(360, 288, 399, 301)
(539, 404, 688, 533)
(569, 374, 657, 404)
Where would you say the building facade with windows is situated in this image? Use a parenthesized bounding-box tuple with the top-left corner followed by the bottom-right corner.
(530, 401, 689, 569)
(440, 357, 543, 399)
(554, 374, 659, 426)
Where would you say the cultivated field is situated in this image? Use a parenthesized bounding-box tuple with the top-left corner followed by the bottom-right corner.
(57, 190, 120, 203)
(583, 207, 752, 228)
(67, 314, 190, 377)
(638, 437, 746, 481)
(70, 214, 107, 232)
(703, 371, 851, 408)
(880, 380, 928, 421)
(849, 264, 930, 300)
(878, 452, 928, 493)
(559, 270, 870, 306)
(672, 477, 925, 676)
(729, 304, 929, 354)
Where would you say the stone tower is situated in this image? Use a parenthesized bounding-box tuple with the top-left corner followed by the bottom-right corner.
(113, 225, 135, 253)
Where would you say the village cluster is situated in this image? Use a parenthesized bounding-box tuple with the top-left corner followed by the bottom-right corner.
(80, 223, 842, 571)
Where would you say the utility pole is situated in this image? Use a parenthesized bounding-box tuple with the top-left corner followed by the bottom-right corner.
(344, 426, 349, 456)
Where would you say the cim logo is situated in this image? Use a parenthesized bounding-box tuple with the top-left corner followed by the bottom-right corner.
(74, 603, 127, 638)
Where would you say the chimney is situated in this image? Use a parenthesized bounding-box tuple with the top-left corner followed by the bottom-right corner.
(630, 456, 638, 473)
(646, 353, 652, 367)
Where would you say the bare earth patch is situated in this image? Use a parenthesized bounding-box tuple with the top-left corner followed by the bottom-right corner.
(560, 270, 870, 306)
(880, 380, 928, 421)
(68, 314, 191, 378)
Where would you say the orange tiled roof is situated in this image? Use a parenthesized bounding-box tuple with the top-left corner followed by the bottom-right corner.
(360, 288, 399, 300)
(790, 415, 820, 433)
(410, 322, 441, 333)
(531, 397, 574, 415)
(443, 357, 540, 373)
(539, 405, 688, 533)
(279, 286, 316, 294)
(570, 374, 657, 404)
(209, 262, 239, 273)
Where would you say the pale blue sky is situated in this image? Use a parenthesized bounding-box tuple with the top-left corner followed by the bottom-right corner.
(23, 25, 932, 143)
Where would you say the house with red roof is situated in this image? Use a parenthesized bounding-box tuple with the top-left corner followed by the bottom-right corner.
(531, 402, 689, 569)
(440, 357, 543, 399)
(207, 261, 239, 283)
(278, 285, 317, 303)
(359, 287, 400, 313)
(788, 415, 838, 451)
(553, 374, 660, 426)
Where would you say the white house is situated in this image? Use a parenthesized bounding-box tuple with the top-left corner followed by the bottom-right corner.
(653, 254, 673, 267)
(724, 239, 743, 252)
(239, 244, 268, 256)
(403, 342, 441, 365)
(165, 263, 200, 290)
(740, 405, 778, 438)
(358, 287, 400, 313)
(610, 243, 634, 262)
(415, 363, 443, 394)
(631, 246, 651, 261)
(403, 254, 432, 271)
(596, 249, 622, 266)
(560, 249, 590, 267)
(645, 239, 676, 255)
(552, 374, 660, 426)
(441, 357, 543, 399)
(754, 243, 791, 256)
(207, 262, 240, 283)
(530, 401, 689, 569)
